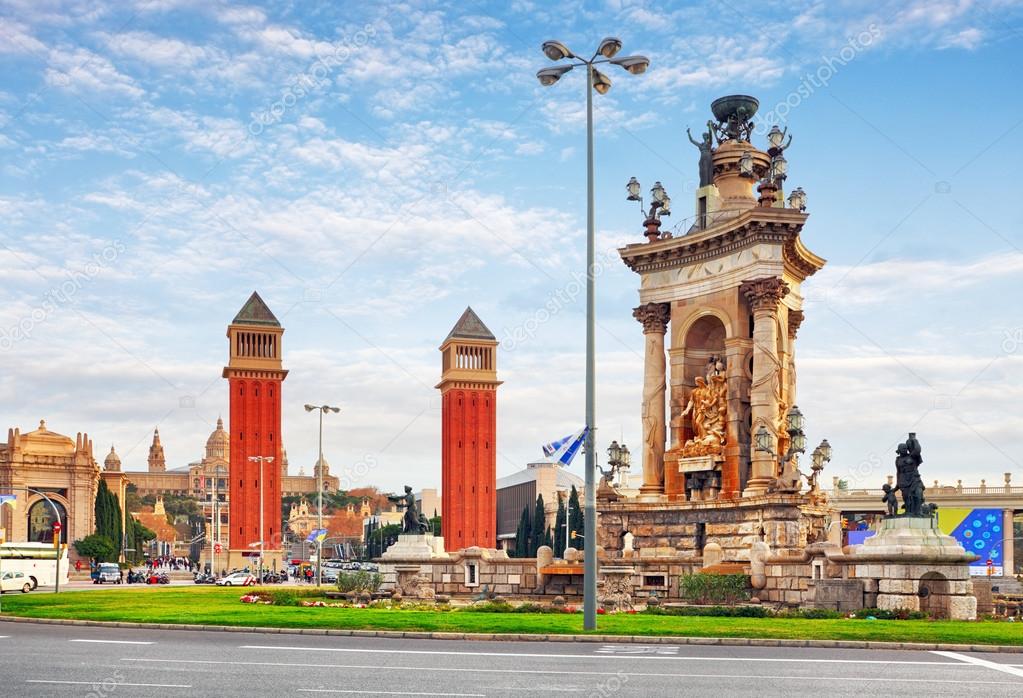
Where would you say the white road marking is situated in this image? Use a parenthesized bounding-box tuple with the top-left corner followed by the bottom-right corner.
(298, 687, 482, 691)
(71, 639, 154, 645)
(28, 680, 190, 688)
(596, 645, 679, 655)
(121, 658, 1017, 684)
(237, 645, 963, 665)
(932, 651, 1023, 679)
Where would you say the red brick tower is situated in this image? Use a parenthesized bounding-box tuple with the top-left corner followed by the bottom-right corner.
(437, 307, 500, 552)
(224, 292, 288, 571)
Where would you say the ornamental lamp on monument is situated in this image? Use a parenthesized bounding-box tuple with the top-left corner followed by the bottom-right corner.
(788, 187, 807, 211)
(626, 177, 672, 241)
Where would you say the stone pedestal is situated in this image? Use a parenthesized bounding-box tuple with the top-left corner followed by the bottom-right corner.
(380, 533, 448, 561)
(844, 517, 978, 620)
(598, 566, 636, 612)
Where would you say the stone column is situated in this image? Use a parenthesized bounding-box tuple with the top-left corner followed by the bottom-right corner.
(786, 309, 804, 408)
(740, 277, 789, 497)
(634, 302, 671, 497)
(1004, 509, 1015, 576)
(722, 336, 751, 498)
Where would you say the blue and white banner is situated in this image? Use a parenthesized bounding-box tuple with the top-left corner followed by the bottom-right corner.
(542, 427, 589, 466)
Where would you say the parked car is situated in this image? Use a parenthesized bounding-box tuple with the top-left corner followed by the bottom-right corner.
(216, 572, 255, 586)
(94, 562, 121, 584)
(0, 571, 33, 594)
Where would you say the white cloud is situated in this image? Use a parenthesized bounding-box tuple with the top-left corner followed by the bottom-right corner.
(815, 252, 1023, 307)
(0, 18, 47, 55)
(939, 27, 984, 50)
(44, 46, 144, 98)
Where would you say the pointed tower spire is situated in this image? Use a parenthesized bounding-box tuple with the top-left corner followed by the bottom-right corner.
(148, 427, 166, 472)
(444, 306, 496, 343)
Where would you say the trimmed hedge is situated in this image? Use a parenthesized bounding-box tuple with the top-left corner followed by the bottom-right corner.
(679, 573, 751, 605)
(645, 604, 771, 618)
(335, 571, 383, 594)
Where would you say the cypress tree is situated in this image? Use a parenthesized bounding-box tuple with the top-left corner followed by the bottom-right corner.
(95, 479, 111, 537)
(553, 494, 566, 558)
(530, 494, 546, 557)
(568, 485, 584, 551)
(514, 506, 531, 558)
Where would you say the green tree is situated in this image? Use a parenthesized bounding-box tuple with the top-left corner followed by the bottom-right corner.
(94, 479, 123, 556)
(553, 494, 566, 558)
(74, 533, 116, 563)
(365, 523, 401, 559)
(124, 483, 142, 512)
(530, 493, 546, 557)
(513, 506, 531, 558)
(568, 485, 584, 551)
(122, 517, 156, 563)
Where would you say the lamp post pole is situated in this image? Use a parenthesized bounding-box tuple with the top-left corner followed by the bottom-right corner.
(304, 404, 340, 587)
(536, 38, 649, 631)
(247, 456, 274, 584)
(317, 407, 323, 586)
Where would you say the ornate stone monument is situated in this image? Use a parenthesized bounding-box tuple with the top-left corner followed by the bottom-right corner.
(599, 96, 833, 583)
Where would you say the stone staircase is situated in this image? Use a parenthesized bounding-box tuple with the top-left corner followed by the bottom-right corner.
(990, 576, 1023, 595)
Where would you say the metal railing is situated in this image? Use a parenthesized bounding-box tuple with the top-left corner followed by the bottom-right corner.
(830, 486, 1023, 498)
(664, 208, 749, 237)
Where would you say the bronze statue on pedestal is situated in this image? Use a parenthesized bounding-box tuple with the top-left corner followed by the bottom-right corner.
(887, 433, 928, 517)
(388, 485, 430, 534)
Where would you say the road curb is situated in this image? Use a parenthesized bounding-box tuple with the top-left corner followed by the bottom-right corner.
(1, 615, 1020, 653)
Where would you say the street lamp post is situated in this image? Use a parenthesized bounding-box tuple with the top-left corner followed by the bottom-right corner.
(209, 464, 225, 576)
(304, 404, 340, 586)
(536, 37, 649, 631)
(247, 455, 274, 584)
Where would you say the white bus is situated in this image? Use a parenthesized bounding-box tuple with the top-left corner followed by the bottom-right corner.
(0, 542, 70, 589)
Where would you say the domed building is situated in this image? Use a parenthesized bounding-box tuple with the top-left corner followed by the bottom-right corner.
(104, 445, 122, 472)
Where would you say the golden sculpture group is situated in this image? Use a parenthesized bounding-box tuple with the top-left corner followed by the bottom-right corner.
(679, 358, 729, 458)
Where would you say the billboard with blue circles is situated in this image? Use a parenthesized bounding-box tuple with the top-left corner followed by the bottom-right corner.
(938, 508, 1004, 574)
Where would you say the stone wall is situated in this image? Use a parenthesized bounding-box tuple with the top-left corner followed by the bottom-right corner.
(380, 548, 536, 597)
(599, 494, 834, 563)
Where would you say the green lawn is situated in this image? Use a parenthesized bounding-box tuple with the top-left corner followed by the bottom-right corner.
(1, 587, 1020, 646)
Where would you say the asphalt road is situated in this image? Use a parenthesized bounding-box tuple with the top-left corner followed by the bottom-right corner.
(1, 622, 1021, 697)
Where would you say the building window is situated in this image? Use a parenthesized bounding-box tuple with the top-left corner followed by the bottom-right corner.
(643, 575, 667, 588)
(464, 562, 479, 587)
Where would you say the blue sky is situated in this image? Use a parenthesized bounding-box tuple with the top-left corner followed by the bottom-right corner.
(1, 0, 1021, 493)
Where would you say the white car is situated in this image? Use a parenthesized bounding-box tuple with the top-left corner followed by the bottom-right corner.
(216, 572, 255, 586)
(0, 571, 33, 594)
